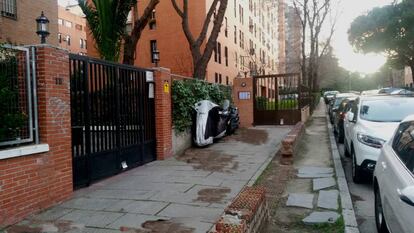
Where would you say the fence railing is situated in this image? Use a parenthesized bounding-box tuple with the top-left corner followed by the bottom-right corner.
(0, 45, 38, 147)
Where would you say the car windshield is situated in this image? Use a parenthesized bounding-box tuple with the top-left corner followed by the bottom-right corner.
(360, 98, 414, 122)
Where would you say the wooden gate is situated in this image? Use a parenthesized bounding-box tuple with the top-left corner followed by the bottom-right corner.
(253, 73, 309, 125)
(69, 54, 156, 188)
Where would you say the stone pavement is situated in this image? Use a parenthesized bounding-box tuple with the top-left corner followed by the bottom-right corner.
(5, 127, 291, 233)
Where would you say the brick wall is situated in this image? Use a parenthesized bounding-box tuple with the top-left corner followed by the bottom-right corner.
(0, 45, 72, 226)
(154, 67, 173, 160)
(233, 78, 254, 128)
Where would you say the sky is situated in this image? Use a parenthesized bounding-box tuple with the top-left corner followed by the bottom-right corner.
(331, 0, 394, 74)
(59, 0, 394, 74)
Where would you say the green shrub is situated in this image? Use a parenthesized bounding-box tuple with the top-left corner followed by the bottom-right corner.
(172, 79, 232, 132)
(0, 56, 26, 142)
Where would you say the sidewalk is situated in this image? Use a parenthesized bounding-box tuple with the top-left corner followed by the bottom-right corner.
(5, 127, 291, 233)
(263, 101, 350, 232)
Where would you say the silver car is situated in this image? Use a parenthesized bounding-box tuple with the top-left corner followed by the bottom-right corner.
(373, 115, 414, 233)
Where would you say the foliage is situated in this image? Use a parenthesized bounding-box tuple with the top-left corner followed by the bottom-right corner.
(172, 79, 232, 132)
(0, 53, 26, 142)
(79, 0, 136, 61)
(348, 0, 414, 82)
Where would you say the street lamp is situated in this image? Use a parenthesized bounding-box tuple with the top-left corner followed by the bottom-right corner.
(36, 11, 50, 44)
(152, 50, 160, 67)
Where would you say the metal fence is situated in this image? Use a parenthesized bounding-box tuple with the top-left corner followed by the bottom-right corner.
(0, 45, 38, 147)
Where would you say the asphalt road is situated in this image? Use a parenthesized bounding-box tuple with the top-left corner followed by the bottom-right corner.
(336, 142, 377, 233)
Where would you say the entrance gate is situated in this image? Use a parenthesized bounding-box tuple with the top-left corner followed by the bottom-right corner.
(69, 54, 156, 188)
(253, 73, 309, 125)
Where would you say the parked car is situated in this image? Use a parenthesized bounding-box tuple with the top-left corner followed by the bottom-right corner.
(333, 96, 357, 143)
(323, 90, 339, 104)
(361, 89, 380, 95)
(373, 115, 414, 233)
(329, 93, 358, 124)
(344, 95, 414, 183)
(378, 87, 404, 94)
(390, 89, 414, 95)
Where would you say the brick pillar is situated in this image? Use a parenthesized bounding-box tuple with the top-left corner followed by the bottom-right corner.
(154, 67, 173, 160)
(36, 46, 73, 194)
(0, 45, 73, 226)
(233, 78, 254, 128)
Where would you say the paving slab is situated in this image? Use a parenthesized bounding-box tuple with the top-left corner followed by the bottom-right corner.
(297, 172, 334, 178)
(156, 203, 223, 223)
(313, 177, 336, 191)
(59, 210, 124, 228)
(298, 166, 334, 174)
(104, 200, 169, 215)
(107, 213, 169, 230)
(317, 190, 339, 210)
(286, 193, 314, 209)
(302, 211, 340, 225)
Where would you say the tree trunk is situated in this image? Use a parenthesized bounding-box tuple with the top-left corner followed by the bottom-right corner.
(410, 64, 414, 85)
(122, 0, 160, 65)
(123, 37, 136, 65)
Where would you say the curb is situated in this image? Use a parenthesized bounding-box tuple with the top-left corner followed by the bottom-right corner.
(325, 112, 360, 233)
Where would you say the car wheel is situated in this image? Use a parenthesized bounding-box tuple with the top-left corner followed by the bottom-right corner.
(375, 186, 390, 233)
(352, 148, 363, 183)
(344, 138, 350, 157)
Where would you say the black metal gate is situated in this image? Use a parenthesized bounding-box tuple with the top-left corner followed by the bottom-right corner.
(69, 54, 156, 188)
(253, 73, 309, 125)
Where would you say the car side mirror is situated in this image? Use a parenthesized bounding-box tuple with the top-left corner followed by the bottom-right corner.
(399, 186, 414, 207)
(347, 112, 355, 122)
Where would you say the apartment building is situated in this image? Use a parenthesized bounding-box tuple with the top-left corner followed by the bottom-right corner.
(0, 0, 58, 45)
(58, 5, 87, 54)
(285, 5, 302, 74)
(132, 0, 282, 84)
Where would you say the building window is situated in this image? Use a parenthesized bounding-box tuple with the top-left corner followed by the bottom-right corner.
(66, 35, 71, 46)
(80, 39, 85, 49)
(215, 73, 219, 83)
(149, 9, 156, 30)
(224, 17, 228, 37)
(217, 42, 221, 64)
(58, 18, 64, 25)
(65, 20, 72, 28)
(58, 33, 62, 44)
(234, 26, 237, 44)
(214, 44, 218, 62)
(150, 40, 157, 63)
(224, 46, 228, 67)
(1, 0, 17, 18)
(235, 52, 238, 68)
(226, 76, 229, 85)
(219, 74, 222, 84)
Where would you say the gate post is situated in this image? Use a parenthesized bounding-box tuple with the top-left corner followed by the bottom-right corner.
(35, 45, 73, 199)
(153, 67, 173, 160)
(233, 77, 254, 128)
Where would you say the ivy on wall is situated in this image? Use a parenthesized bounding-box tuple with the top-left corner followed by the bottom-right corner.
(172, 79, 232, 132)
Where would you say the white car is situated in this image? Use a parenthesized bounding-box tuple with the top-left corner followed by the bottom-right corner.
(373, 115, 414, 233)
(344, 95, 414, 183)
